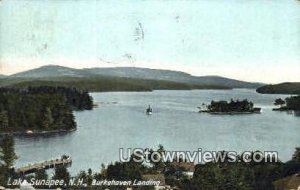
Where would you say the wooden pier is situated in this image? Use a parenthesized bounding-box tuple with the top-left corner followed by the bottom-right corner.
(15, 155, 72, 175)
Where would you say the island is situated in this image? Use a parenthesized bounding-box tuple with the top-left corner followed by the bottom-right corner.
(272, 96, 300, 112)
(0, 86, 93, 135)
(198, 99, 261, 114)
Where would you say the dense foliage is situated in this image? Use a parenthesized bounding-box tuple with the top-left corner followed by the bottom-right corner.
(206, 99, 255, 112)
(102, 147, 300, 190)
(285, 96, 300, 110)
(1, 144, 300, 189)
(274, 98, 286, 107)
(272, 96, 300, 111)
(0, 86, 93, 133)
(24, 86, 93, 111)
(0, 135, 18, 186)
(188, 159, 284, 190)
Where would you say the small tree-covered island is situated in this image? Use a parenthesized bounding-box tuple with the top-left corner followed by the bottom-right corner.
(199, 99, 261, 114)
(273, 96, 300, 111)
(0, 86, 93, 134)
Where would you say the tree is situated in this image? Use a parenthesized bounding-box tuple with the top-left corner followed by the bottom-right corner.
(75, 170, 88, 186)
(106, 160, 143, 181)
(100, 163, 107, 177)
(154, 144, 166, 172)
(274, 98, 285, 107)
(52, 165, 70, 187)
(0, 165, 7, 187)
(34, 169, 48, 188)
(42, 107, 53, 129)
(0, 135, 18, 168)
(0, 135, 18, 187)
(0, 111, 9, 129)
(285, 96, 300, 110)
(35, 169, 48, 180)
(87, 168, 93, 186)
(292, 147, 300, 162)
(0, 86, 91, 133)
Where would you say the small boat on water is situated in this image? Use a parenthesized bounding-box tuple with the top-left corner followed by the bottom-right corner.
(146, 105, 152, 115)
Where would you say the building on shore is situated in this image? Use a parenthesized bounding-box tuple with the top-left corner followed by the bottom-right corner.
(170, 161, 195, 179)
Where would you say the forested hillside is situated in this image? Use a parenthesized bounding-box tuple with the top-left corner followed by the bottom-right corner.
(0, 76, 230, 92)
(0, 86, 93, 133)
(257, 83, 300, 94)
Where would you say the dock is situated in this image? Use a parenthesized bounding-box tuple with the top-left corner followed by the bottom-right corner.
(15, 155, 72, 175)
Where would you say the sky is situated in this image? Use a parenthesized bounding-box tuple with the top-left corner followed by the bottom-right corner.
(0, 0, 299, 83)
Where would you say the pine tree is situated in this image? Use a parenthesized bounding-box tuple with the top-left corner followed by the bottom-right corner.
(0, 135, 18, 168)
(53, 165, 70, 187)
(42, 107, 53, 129)
(292, 147, 300, 162)
(34, 169, 48, 188)
(35, 169, 48, 180)
(0, 111, 9, 129)
(87, 168, 93, 186)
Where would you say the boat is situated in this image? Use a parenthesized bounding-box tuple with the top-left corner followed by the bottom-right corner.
(146, 105, 152, 115)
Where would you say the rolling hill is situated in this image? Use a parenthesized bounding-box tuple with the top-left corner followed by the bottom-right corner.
(256, 82, 300, 94)
(10, 65, 263, 88)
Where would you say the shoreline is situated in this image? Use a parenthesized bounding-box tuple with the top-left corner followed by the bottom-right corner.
(199, 111, 261, 115)
(0, 128, 77, 137)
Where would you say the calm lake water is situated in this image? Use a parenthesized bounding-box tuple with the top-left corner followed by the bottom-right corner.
(14, 89, 300, 174)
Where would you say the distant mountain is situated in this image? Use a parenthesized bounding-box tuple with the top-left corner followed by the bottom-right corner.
(257, 82, 300, 94)
(10, 65, 264, 88)
(84, 67, 263, 88)
(10, 65, 84, 78)
(0, 75, 6, 78)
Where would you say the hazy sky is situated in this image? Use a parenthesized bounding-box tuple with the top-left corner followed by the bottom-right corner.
(0, 0, 299, 83)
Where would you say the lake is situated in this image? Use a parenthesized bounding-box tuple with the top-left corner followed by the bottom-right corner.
(14, 89, 300, 174)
